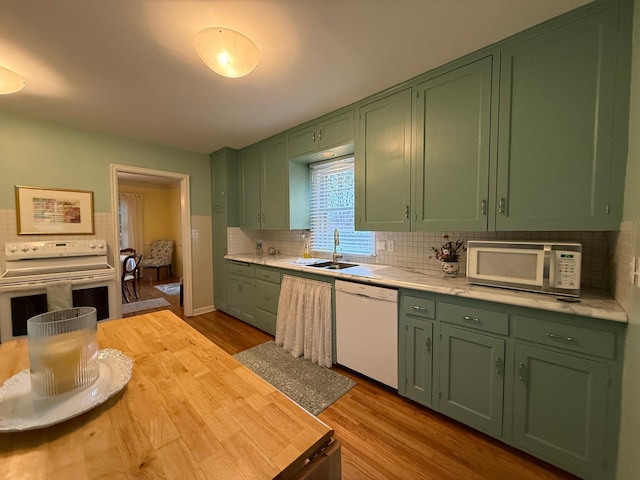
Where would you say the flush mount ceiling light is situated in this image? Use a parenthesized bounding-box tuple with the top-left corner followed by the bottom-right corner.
(0, 66, 26, 94)
(194, 27, 260, 78)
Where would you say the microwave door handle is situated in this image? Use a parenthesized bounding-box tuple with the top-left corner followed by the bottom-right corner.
(544, 245, 552, 289)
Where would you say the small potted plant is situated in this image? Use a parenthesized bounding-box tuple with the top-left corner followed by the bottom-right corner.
(431, 235, 466, 275)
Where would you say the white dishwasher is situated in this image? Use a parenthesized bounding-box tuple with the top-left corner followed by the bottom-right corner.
(335, 280, 398, 389)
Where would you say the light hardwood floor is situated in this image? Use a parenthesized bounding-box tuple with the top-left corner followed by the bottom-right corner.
(124, 278, 579, 480)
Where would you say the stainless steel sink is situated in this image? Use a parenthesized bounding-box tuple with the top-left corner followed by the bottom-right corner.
(309, 261, 359, 270)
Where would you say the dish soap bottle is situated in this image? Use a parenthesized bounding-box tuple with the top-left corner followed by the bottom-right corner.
(303, 237, 311, 258)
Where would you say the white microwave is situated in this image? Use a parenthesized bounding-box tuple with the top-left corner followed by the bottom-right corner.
(466, 241, 582, 297)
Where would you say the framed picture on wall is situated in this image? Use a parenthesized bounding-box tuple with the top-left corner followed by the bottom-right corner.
(15, 185, 95, 235)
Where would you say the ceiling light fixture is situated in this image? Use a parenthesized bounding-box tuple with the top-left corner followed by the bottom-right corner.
(0, 66, 26, 94)
(194, 27, 260, 78)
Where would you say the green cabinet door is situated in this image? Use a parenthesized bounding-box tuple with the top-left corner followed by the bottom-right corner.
(288, 125, 317, 158)
(318, 111, 354, 151)
(254, 278, 280, 335)
(496, 8, 619, 230)
(399, 315, 434, 407)
(239, 136, 291, 230)
(260, 136, 289, 230)
(288, 110, 354, 158)
(239, 147, 262, 230)
(211, 149, 228, 210)
(211, 148, 239, 313)
(228, 273, 256, 323)
(212, 209, 228, 311)
(414, 57, 492, 231)
(512, 343, 609, 479)
(356, 88, 412, 231)
(439, 325, 505, 437)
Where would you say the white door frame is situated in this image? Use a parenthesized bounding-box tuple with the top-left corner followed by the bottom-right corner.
(110, 164, 193, 318)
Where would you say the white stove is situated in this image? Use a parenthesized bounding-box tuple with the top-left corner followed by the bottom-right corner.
(0, 239, 118, 343)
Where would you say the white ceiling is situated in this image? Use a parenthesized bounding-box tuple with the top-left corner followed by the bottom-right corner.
(0, 0, 592, 155)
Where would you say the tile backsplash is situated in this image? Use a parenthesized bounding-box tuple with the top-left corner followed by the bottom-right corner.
(228, 226, 619, 300)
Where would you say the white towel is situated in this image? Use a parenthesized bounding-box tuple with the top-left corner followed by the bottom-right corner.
(46, 281, 73, 311)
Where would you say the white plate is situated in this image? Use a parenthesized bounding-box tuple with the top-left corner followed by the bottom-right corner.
(0, 348, 133, 432)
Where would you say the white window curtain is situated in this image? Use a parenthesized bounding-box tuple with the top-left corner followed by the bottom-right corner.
(275, 275, 332, 368)
(118, 193, 144, 253)
(309, 157, 374, 255)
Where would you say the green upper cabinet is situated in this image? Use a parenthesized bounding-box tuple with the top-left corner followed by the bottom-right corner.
(413, 56, 493, 231)
(211, 147, 239, 221)
(260, 137, 289, 229)
(239, 135, 309, 231)
(288, 109, 354, 159)
(496, 7, 623, 231)
(355, 88, 413, 231)
(239, 146, 262, 230)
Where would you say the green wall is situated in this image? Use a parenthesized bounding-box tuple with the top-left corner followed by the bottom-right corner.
(617, 0, 640, 477)
(0, 111, 211, 214)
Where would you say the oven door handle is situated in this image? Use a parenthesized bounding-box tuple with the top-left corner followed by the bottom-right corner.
(0, 274, 116, 291)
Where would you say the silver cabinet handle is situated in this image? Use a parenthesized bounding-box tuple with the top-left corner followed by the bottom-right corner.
(518, 362, 527, 382)
(480, 200, 487, 215)
(262, 213, 265, 222)
(426, 336, 431, 352)
(265, 296, 271, 301)
(404, 205, 409, 219)
(495, 356, 502, 375)
(411, 305, 427, 311)
(318, 129, 323, 141)
(312, 131, 316, 142)
(460, 315, 480, 323)
(545, 333, 574, 342)
(256, 213, 261, 222)
(498, 198, 506, 214)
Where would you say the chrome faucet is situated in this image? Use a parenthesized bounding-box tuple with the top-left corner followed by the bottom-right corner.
(333, 228, 342, 262)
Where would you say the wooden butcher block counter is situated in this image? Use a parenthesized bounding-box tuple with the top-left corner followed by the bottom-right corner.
(0, 310, 339, 479)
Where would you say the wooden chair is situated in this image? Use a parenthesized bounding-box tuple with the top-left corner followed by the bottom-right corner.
(122, 253, 143, 303)
(120, 247, 139, 279)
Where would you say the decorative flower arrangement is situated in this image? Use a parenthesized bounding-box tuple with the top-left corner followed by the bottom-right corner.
(431, 235, 466, 262)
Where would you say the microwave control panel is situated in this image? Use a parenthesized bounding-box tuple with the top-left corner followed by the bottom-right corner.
(552, 250, 582, 288)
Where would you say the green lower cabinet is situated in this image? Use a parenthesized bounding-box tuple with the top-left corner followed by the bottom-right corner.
(439, 325, 505, 437)
(399, 316, 434, 407)
(254, 274, 281, 335)
(228, 273, 255, 324)
(512, 342, 609, 479)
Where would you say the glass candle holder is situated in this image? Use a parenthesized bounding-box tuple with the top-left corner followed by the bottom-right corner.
(27, 307, 99, 399)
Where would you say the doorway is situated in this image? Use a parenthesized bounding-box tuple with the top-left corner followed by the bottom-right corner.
(110, 164, 192, 318)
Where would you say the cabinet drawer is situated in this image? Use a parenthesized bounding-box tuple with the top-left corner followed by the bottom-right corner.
(438, 302, 509, 335)
(227, 261, 255, 277)
(255, 309, 277, 335)
(255, 266, 281, 284)
(402, 296, 435, 319)
(512, 316, 616, 359)
(255, 280, 280, 314)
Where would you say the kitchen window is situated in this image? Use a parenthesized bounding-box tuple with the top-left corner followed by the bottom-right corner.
(309, 157, 374, 255)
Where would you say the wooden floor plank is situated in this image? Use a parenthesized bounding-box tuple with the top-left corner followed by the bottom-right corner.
(126, 277, 578, 480)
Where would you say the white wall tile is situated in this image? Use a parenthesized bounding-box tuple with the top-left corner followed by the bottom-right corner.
(228, 226, 623, 301)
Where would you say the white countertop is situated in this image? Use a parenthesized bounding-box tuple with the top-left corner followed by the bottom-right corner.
(225, 253, 628, 324)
